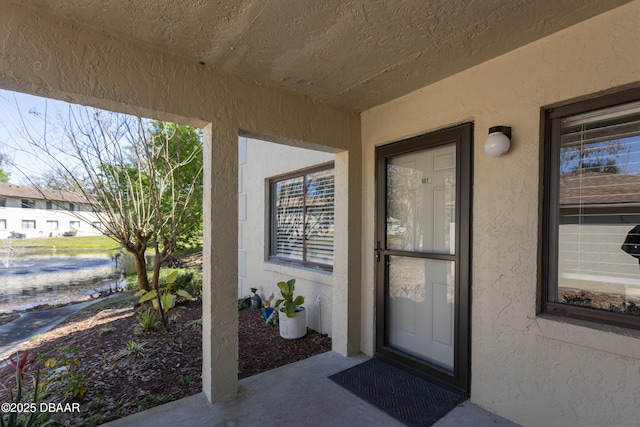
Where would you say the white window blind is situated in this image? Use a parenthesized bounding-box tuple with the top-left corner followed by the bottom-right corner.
(272, 166, 334, 268)
(274, 176, 305, 261)
(558, 99, 640, 288)
(304, 169, 334, 265)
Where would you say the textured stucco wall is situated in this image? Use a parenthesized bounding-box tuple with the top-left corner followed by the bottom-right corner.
(361, 2, 640, 426)
(239, 136, 335, 335)
(0, 3, 361, 403)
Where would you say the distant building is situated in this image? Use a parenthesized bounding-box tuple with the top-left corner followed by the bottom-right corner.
(0, 183, 104, 239)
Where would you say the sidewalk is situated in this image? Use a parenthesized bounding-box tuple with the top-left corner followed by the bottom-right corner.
(0, 295, 119, 359)
(103, 352, 520, 427)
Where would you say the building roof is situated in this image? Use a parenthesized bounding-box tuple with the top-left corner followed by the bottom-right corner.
(0, 183, 93, 204)
(560, 172, 640, 206)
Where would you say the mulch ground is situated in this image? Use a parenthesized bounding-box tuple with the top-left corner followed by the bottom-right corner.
(0, 299, 331, 426)
(238, 306, 332, 379)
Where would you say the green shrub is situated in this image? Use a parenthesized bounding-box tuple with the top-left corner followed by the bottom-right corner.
(116, 340, 147, 359)
(125, 268, 202, 297)
(41, 346, 88, 400)
(136, 309, 157, 332)
(185, 317, 202, 328)
(174, 269, 202, 297)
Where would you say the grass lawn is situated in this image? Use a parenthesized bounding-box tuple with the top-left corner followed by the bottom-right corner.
(5, 235, 119, 250)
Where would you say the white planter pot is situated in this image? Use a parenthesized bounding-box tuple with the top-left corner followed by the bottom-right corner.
(279, 307, 307, 339)
(161, 294, 176, 309)
(152, 294, 176, 311)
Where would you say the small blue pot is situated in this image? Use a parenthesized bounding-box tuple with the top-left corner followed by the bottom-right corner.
(261, 307, 274, 319)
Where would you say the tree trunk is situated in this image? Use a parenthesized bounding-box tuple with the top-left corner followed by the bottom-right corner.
(133, 251, 150, 292)
(151, 253, 168, 330)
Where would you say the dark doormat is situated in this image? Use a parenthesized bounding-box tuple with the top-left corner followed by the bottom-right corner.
(329, 358, 466, 427)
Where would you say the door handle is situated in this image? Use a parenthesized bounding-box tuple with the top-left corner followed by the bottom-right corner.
(375, 241, 381, 263)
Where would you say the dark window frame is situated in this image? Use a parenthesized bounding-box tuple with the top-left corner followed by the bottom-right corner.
(21, 199, 35, 209)
(268, 162, 335, 272)
(541, 87, 640, 330)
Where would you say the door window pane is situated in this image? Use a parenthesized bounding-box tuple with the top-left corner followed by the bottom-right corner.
(387, 255, 455, 370)
(386, 145, 455, 254)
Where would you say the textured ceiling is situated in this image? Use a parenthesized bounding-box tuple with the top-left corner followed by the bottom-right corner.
(9, 0, 633, 111)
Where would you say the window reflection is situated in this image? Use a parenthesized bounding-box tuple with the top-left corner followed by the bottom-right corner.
(557, 102, 640, 316)
(386, 146, 455, 254)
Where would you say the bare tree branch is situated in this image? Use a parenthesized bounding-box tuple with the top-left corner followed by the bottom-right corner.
(7, 103, 203, 329)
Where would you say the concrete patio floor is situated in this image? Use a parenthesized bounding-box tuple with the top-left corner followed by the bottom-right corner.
(102, 351, 519, 427)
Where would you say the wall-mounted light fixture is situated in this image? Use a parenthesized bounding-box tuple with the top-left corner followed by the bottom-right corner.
(484, 126, 511, 157)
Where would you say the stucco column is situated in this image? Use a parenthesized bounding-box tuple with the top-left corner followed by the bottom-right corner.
(202, 123, 239, 402)
(332, 140, 362, 355)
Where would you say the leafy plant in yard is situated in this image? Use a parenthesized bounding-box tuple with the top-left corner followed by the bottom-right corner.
(116, 340, 147, 359)
(266, 310, 278, 325)
(6, 351, 36, 382)
(1, 351, 51, 427)
(171, 269, 202, 298)
(185, 318, 202, 328)
(135, 309, 157, 332)
(179, 375, 194, 386)
(125, 268, 201, 295)
(134, 270, 193, 330)
(40, 346, 88, 400)
(98, 326, 115, 336)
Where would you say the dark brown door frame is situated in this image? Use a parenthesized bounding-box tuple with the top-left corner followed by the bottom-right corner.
(374, 123, 472, 395)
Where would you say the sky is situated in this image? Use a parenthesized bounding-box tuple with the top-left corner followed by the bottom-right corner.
(0, 88, 74, 183)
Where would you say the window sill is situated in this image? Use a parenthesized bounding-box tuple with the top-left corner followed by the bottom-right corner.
(267, 256, 332, 273)
(543, 302, 640, 330)
(263, 260, 333, 284)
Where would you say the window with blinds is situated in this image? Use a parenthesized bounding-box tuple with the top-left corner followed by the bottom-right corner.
(269, 164, 334, 271)
(543, 88, 640, 329)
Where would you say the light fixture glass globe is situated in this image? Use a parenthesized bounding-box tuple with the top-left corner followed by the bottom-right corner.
(484, 131, 510, 157)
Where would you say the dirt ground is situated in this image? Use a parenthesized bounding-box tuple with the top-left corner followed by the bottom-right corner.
(0, 298, 331, 426)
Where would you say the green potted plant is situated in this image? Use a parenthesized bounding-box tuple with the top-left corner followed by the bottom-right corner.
(274, 279, 306, 339)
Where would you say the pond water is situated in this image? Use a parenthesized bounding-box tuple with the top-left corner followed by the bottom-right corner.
(0, 251, 125, 313)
